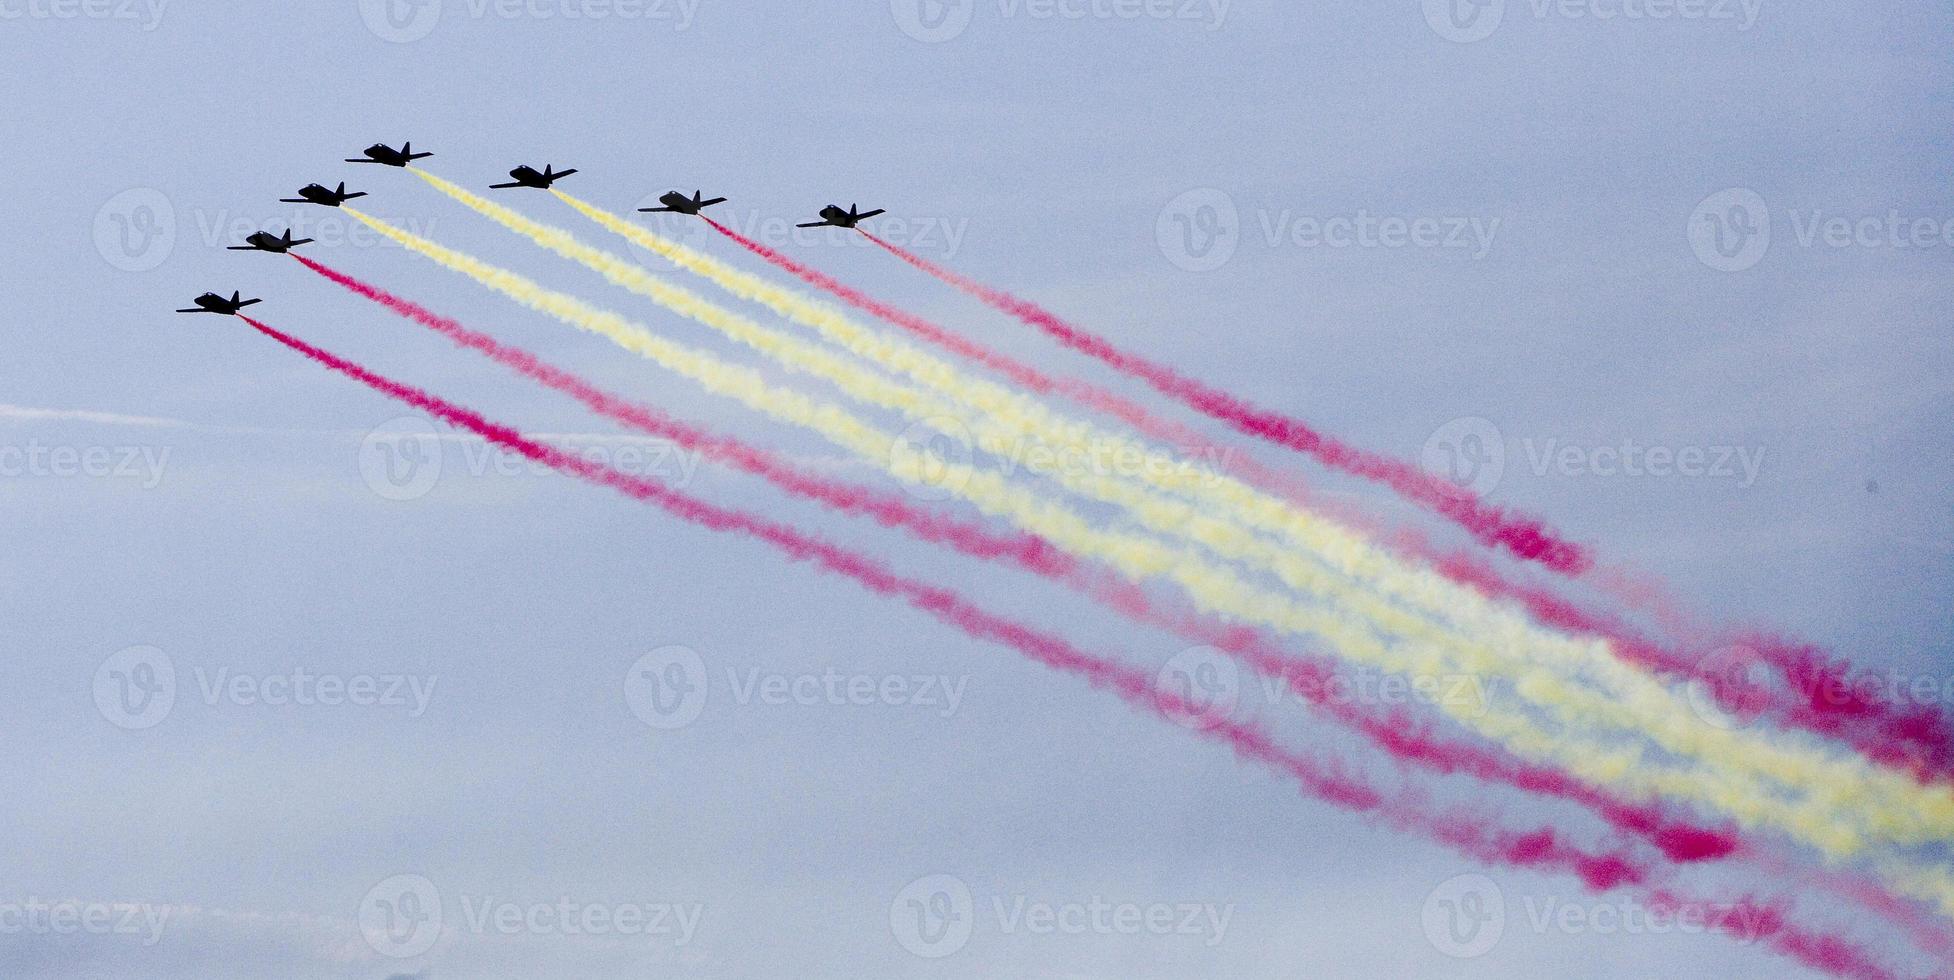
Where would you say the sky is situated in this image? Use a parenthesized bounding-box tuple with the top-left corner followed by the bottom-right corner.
(1, 1, 1950, 977)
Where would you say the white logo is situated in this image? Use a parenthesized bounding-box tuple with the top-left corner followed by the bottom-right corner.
(1423, 0, 1505, 42)
(891, 0, 973, 42)
(360, 416, 444, 501)
(1156, 647, 1240, 730)
(1422, 873, 1504, 957)
(359, 874, 443, 957)
(624, 192, 710, 269)
(360, 0, 443, 42)
(626, 646, 709, 729)
(94, 189, 175, 272)
(1685, 644, 1769, 730)
(94, 646, 175, 729)
(1688, 188, 1771, 272)
(1422, 417, 1505, 497)
(889, 416, 974, 501)
(890, 874, 973, 957)
(1157, 188, 1238, 272)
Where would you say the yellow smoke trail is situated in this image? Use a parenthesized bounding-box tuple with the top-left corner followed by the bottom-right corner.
(530, 184, 1954, 847)
(344, 205, 1950, 877)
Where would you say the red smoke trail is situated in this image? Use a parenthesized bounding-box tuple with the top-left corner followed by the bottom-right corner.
(240, 314, 1918, 979)
(298, 255, 1737, 864)
(859, 230, 1591, 575)
(293, 254, 1074, 578)
(1641, 890, 1916, 980)
(704, 226, 1954, 780)
(704, 218, 1324, 510)
(238, 312, 1656, 895)
(1742, 634, 1954, 783)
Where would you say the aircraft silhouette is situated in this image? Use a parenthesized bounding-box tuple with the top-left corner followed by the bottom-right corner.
(640, 190, 726, 215)
(176, 291, 263, 315)
(798, 203, 885, 229)
(490, 164, 577, 189)
(227, 229, 314, 254)
(346, 142, 432, 167)
(281, 182, 367, 207)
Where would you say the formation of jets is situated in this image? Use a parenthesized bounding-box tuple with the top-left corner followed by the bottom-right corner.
(186, 141, 888, 316)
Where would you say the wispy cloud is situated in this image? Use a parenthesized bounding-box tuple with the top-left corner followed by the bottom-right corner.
(0, 404, 192, 428)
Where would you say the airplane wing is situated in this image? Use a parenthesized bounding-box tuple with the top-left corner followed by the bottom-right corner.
(345, 192, 370, 199)
(238, 299, 263, 308)
(488, 181, 523, 189)
(175, 308, 207, 313)
(700, 197, 727, 207)
(796, 220, 830, 228)
(278, 197, 306, 203)
(857, 209, 886, 219)
(639, 206, 677, 212)
(225, 245, 255, 250)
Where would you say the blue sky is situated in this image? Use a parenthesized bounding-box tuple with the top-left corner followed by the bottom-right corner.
(1, 1, 1949, 977)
